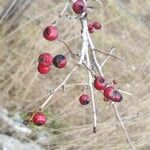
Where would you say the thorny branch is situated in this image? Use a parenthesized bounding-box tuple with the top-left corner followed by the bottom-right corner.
(37, 1, 134, 147)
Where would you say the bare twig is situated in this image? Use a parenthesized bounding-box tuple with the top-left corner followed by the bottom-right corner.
(86, 47, 97, 133)
(118, 89, 133, 96)
(86, 31, 103, 76)
(112, 102, 135, 150)
(78, 15, 89, 65)
(100, 45, 115, 67)
(40, 65, 78, 110)
(94, 48, 124, 61)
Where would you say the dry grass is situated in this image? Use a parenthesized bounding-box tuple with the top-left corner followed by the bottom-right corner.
(0, 0, 150, 150)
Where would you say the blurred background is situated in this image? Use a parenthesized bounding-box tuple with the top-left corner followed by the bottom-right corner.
(0, 0, 149, 150)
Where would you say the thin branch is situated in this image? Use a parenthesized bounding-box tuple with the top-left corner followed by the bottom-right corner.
(58, 2, 69, 17)
(112, 102, 135, 150)
(100, 45, 115, 67)
(94, 48, 124, 61)
(86, 31, 103, 76)
(78, 15, 89, 65)
(40, 65, 78, 110)
(86, 47, 97, 133)
(118, 89, 133, 96)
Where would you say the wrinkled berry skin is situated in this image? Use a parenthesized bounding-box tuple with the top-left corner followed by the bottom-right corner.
(32, 113, 46, 126)
(103, 86, 114, 100)
(72, 0, 87, 14)
(79, 94, 90, 105)
(37, 64, 51, 74)
(53, 54, 67, 68)
(93, 21, 101, 30)
(112, 90, 123, 102)
(38, 53, 53, 67)
(94, 76, 107, 91)
(104, 86, 123, 102)
(43, 25, 58, 41)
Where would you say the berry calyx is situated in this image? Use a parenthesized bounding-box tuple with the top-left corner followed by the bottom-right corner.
(43, 25, 58, 41)
(79, 94, 90, 105)
(93, 21, 101, 30)
(94, 76, 107, 91)
(32, 112, 46, 126)
(38, 53, 53, 67)
(37, 64, 51, 74)
(72, 0, 87, 14)
(53, 54, 67, 68)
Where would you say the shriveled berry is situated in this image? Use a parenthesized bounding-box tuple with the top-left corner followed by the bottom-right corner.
(93, 21, 101, 30)
(79, 94, 90, 105)
(103, 86, 114, 100)
(37, 64, 51, 74)
(94, 76, 107, 91)
(53, 54, 67, 68)
(32, 113, 46, 126)
(43, 25, 58, 41)
(38, 53, 53, 67)
(112, 79, 118, 85)
(72, 0, 87, 14)
(112, 90, 123, 102)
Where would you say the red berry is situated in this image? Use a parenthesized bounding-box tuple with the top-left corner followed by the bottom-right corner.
(103, 86, 114, 100)
(94, 76, 107, 91)
(103, 86, 123, 102)
(79, 94, 90, 105)
(88, 23, 94, 31)
(43, 25, 58, 41)
(112, 90, 123, 102)
(72, 0, 87, 14)
(93, 21, 101, 30)
(37, 64, 51, 74)
(38, 53, 53, 67)
(89, 28, 94, 33)
(32, 112, 46, 126)
(53, 54, 67, 68)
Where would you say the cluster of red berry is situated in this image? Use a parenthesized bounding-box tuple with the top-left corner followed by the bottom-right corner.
(88, 21, 101, 33)
(24, 0, 122, 127)
(37, 25, 67, 74)
(94, 76, 122, 102)
(78, 76, 122, 106)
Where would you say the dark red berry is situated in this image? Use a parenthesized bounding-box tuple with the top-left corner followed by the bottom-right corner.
(32, 113, 46, 126)
(103, 87, 123, 102)
(112, 90, 123, 102)
(38, 53, 53, 67)
(37, 64, 51, 74)
(94, 76, 107, 91)
(103, 86, 114, 100)
(53, 54, 67, 68)
(79, 94, 90, 105)
(88, 23, 94, 31)
(72, 0, 87, 14)
(89, 28, 94, 33)
(43, 25, 58, 41)
(93, 21, 101, 30)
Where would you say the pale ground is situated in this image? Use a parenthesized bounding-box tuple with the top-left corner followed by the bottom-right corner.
(0, 0, 150, 150)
